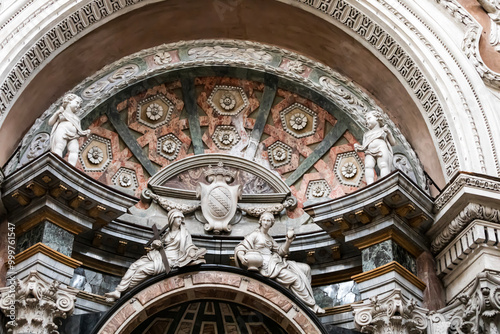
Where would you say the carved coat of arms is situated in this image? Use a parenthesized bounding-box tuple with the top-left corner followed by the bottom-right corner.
(196, 162, 242, 233)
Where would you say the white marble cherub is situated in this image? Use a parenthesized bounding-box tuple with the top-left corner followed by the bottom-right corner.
(48, 93, 90, 166)
(354, 110, 396, 184)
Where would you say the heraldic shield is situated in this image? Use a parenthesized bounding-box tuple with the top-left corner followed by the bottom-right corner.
(196, 162, 242, 233)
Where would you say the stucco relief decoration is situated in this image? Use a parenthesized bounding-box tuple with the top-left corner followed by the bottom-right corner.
(306, 180, 332, 199)
(187, 45, 273, 63)
(157, 134, 182, 161)
(352, 289, 428, 334)
(212, 125, 241, 150)
(334, 151, 364, 187)
(153, 51, 172, 65)
(79, 135, 112, 172)
(0, 271, 77, 334)
(49, 93, 90, 166)
(477, 0, 500, 52)
(287, 60, 306, 74)
(19, 132, 50, 166)
(196, 162, 242, 234)
(87, 146, 104, 165)
(207, 85, 249, 116)
(280, 103, 318, 138)
(268, 141, 292, 168)
(82, 64, 140, 99)
(137, 94, 174, 128)
(111, 167, 139, 191)
(393, 153, 417, 183)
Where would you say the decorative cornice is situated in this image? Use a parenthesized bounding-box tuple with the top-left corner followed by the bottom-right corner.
(431, 203, 500, 254)
(15, 242, 83, 268)
(351, 261, 426, 291)
(16, 206, 84, 235)
(434, 173, 500, 211)
(76, 290, 114, 306)
(322, 303, 357, 316)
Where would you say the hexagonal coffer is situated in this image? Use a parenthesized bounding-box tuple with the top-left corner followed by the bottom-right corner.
(280, 103, 318, 138)
(267, 141, 292, 168)
(208, 85, 249, 116)
(79, 135, 112, 172)
(111, 167, 139, 191)
(157, 134, 182, 160)
(334, 151, 364, 187)
(212, 126, 241, 150)
(137, 94, 174, 128)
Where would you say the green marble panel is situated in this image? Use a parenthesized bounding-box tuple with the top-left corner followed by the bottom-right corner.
(361, 239, 416, 274)
(313, 280, 360, 309)
(16, 221, 74, 256)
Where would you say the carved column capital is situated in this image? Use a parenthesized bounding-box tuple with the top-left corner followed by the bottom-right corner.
(0, 271, 77, 334)
(352, 289, 428, 334)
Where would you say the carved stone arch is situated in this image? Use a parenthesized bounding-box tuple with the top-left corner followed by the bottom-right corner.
(90, 265, 327, 334)
(2, 0, 499, 185)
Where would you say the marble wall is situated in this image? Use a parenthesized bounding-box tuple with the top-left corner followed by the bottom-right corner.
(313, 281, 361, 309)
(361, 240, 416, 274)
(69, 267, 120, 296)
(16, 221, 74, 256)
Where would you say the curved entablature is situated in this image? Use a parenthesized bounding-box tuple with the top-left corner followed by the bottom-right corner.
(90, 265, 328, 334)
(148, 153, 291, 202)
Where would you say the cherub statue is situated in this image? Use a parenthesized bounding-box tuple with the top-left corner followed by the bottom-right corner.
(48, 93, 90, 166)
(105, 210, 206, 302)
(235, 212, 325, 314)
(354, 110, 396, 184)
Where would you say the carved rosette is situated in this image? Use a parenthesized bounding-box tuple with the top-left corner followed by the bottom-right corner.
(207, 85, 249, 116)
(111, 167, 139, 191)
(136, 94, 174, 128)
(79, 135, 112, 172)
(352, 290, 428, 334)
(212, 126, 241, 150)
(334, 151, 364, 187)
(157, 134, 182, 160)
(279, 103, 318, 139)
(267, 141, 292, 168)
(0, 271, 77, 334)
(306, 180, 331, 199)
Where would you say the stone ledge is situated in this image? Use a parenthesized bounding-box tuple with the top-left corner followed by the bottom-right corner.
(15, 242, 82, 268)
(351, 261, 426, 291)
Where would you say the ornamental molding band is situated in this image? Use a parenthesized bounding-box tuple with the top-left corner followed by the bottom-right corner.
(434, 173, 500, 211)
(352, 289, 428, 334)
(0, 270, 78, 334)
(13, 39, 427, 185)
(431, 203, 500, 254)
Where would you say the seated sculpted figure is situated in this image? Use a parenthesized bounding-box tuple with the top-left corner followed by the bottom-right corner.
(354, 110, 396, 184)
(105, 210, 206, 301)
(235, 212, 325, 314)
(48, 93, 90, 166)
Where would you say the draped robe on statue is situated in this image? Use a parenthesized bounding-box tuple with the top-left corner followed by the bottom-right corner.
(114, 224, 205, 293)
(235, 229, 321, 312)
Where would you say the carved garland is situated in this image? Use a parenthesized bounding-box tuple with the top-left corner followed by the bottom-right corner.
(0, 1, 462, 178)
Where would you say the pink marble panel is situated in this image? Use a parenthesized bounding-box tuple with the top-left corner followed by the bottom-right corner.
(191, 272, 242, 287)
(247, 280, 293, 312)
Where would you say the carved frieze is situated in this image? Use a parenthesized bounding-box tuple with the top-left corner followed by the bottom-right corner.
(19, 132, 50, 166)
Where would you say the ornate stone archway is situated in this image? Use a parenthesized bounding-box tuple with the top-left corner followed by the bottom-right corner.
(91, 266, 327, 334)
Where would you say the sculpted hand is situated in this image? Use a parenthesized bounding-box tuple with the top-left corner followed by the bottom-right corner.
(286, 228, 296, 242)
(151, 240, 163, 249)
(238, 252, 249, 266)
(354, 143, 362, 152)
